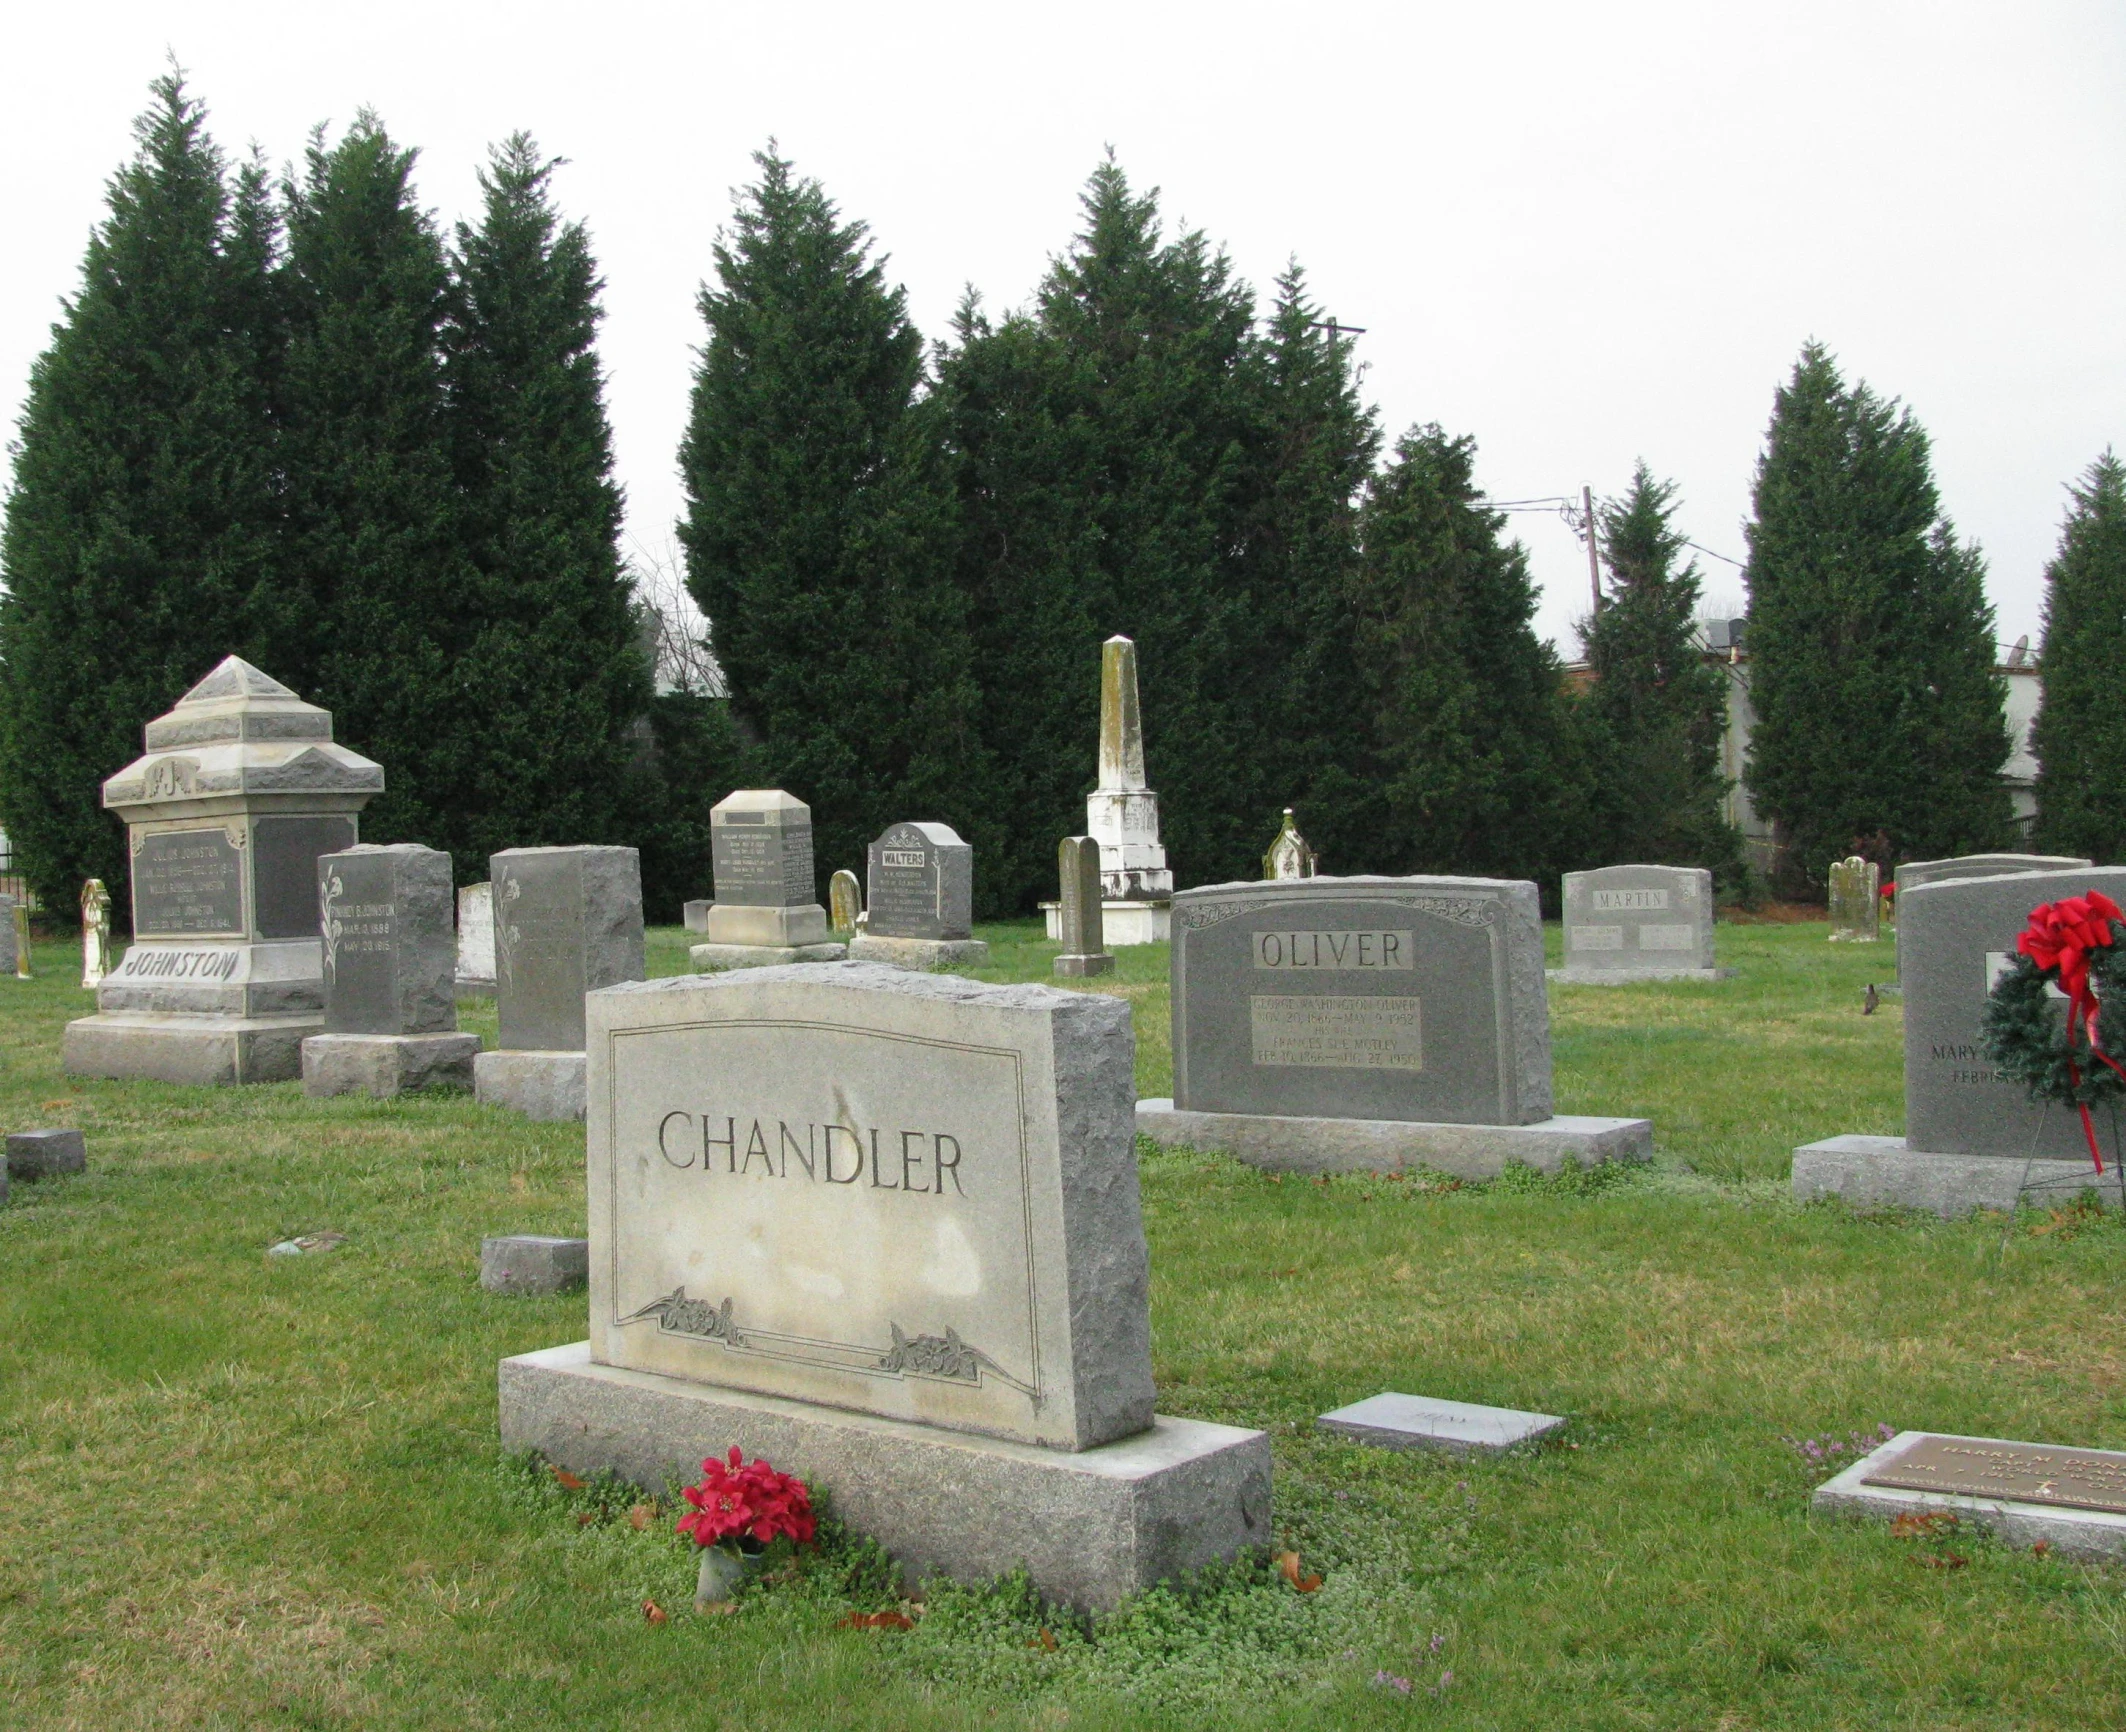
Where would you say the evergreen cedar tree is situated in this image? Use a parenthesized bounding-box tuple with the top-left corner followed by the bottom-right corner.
(679, 148, 982, 902)
(0, 76, 284, 909)
(2032, 453, 2126, 860)
(1577, 463, 1743, 888)
(1742, 344, 2011, 892)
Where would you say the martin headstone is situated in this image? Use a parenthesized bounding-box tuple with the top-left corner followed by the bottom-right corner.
(1554, 865, 1729, 983)
(80, 879, 111, 990)
(691, 790, 846, 971)
(849, 822, 989, 971)
(64, 658, 382, 1085)
(1795, 864, 2126, 1213)
(1138, 876, 1651, 1177)
(1044, 637, 1171, 945)
(1263, 809, 1317, 881)
(302, 844, 479, 1098)
(1054, 837, 1113, 978)
(829, 868, 863, 935)
(456, 882, 495, 998)
(1827, 856, 1881, 942)
(497, 961, 1270, 1610)
(473, 845, 646, 1122)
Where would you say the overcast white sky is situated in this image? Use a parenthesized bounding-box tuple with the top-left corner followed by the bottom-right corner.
(4, 1, 2120, 657)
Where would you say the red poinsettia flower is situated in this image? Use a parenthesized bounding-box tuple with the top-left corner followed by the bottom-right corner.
(675, 1446, 817, 1549)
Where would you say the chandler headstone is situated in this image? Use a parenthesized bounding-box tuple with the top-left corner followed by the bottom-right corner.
(1556, 865, 1724, 981)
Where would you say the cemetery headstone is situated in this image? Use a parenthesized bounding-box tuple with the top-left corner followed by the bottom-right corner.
(1262, 809, 1318, 881)
(1794, 863, 2126, 1213)
(1317, 1392, 1565, 1455)
(1138, 876, 1652, 1177)
(80, 879, 111, 990)
(481, 1234, 589, 1295)
(1553, 865, 1729, 983)
(849, 822, 989, 970)
(7, 1128, 86, 1180)
(64, 657, 382, 1085)
(682, 899, 712, 933)
(829, 868, 863, 934)
(473, 845, 646, 1122)
(498, 961, 1271, 1610)
(1817, 1429, 2126, 1561)
(691, 790, 847, 970)
(1895, 853, 2092, 897)
(9, 899, 27, 980)
(1044, 637, 1171, 946)
(1827, 856, 1881, 941)
(0, 895, 14, 979)
(302, 844, 479, 1098)
(456, 882, 496, 998)
(1054, 837, 1113, 978)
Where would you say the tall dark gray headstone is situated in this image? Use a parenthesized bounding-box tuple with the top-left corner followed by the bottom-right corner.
(492, 846, 646, 1052)
(1896, 853, 2092, 896)
(1054, 837, 1112, 979)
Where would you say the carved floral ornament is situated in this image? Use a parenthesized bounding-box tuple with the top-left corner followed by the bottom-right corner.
(1178, 893, 1498, 932)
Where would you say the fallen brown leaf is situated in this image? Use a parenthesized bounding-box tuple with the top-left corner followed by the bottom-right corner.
(575, 1510, 596, 1527)
(2032, 1540, 2052, 1558)
(509, 1171, 528, 1193)
(627, 1503, 655, 1531)
(1919, 1553, 1969, 1570)
(1276, 1549, 1323, 1593)
(642, 1599, 668, 1625)
(1889, 1510, 1957, 1539)
(840, 1610, 915, 1631)
(549, 1465, 587, 1492)
(1030, 1627, 1058, 1651)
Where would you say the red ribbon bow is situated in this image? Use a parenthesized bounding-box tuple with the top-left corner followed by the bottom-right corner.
(2014, 890, 2126, 1171)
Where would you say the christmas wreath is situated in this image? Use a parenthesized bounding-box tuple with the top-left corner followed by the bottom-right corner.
(1979, 890, 2126, 1171)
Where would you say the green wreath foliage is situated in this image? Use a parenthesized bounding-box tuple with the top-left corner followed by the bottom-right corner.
(1980, 923, 2126, 1111)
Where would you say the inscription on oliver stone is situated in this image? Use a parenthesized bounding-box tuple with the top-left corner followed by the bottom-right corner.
(1171, 876, 1551, 1126)
(133, 828, 245, 936)
(866, 822, 974, 941)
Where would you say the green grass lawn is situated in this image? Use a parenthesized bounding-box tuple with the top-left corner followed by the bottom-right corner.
(3, 920, 2123, 1729)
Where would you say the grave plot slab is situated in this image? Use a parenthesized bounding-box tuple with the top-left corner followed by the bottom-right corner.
(304, 1032, 479, 1098)
(1814, 1430, 2126, 1560)
(1791, 1134, 2121, 1216)
(1136, 1100, 1650, 1177)
(7, 1128, 86, 1179)
(1317, 1392, 1565, 1454)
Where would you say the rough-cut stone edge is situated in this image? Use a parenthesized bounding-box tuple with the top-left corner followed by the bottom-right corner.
(481, 1236, 589, 1294)
(499, 1341, 1271, 1612)
(301, 1031, 480, 1098)
(1137, 1098, 1651, 1178)
(1548, 967, 1737, 984)
(1791, 1134, 2121, 1216)
(62, 1011, 315, 1085)
(1814, 1430, 2126, 1561)
(474, 1049, 587, 1122)
(7, 1129, 86, 1179)
(1317, 1395, 1566, 1455)
(846, 935, 992, 971)
(688, 941, 849, 971)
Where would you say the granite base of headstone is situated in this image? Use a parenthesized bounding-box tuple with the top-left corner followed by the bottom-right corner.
(1317, 1393, 1565, 1454)
(63, 658, 383, 1086)
(473, 845, 644, 1123)
(302, 844, 478, 1099)
(456, 882, 496, 999)
(496, 962, 1271, 1611)
(683, 900, 712, 933)
(1137, 876, 1652, 1175)
(1549, 864, 1734, 984)
(690, 790, 848, 971)
(846, 822, 991, 971)
(8, 1129, 86, 1180)
(1814, 1430, 2126, 1561)
(1792, 864, 2126, 1215)
(481, 1235, 590, 1295)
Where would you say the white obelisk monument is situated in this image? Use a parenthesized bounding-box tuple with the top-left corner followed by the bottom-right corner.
(1047, 636, 1172, 945)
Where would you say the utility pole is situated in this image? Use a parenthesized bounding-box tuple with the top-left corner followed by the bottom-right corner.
(1308, 318, 1368, 342)
(1583, 483, 1602, 615)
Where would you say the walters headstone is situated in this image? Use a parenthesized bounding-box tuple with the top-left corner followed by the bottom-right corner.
(1795, 864, 2126, 1213)
(1054, 836, 1112, 979)
(691, 790, 847, 970)
(473, 845, 645, 1122)
(1554, 865, 1727, 983)
(64, 657, 382, 1085)
(302, 844, 479, 1097)
(849, 822, 989, 971)
(498, 961, 1270, 1609)
(456, 882, 496, 997)
(1827, 856, 1881, 942)
(1138, 876, 1651, 1177)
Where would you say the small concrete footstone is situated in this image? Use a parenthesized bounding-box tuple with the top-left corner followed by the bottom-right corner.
(481, 1236, 589, 1294)
(1792, 1134, 2120, 1216)
(474, 1050, 587, 1122)
(303, 1032, 480, 1098)
(847, 935, 991, 971)
(1318, 1393, 1565, 1454)
(682, 899, 712, 933)
(7, 1128, 86, 1180)
(690, 941, 848, 971)
(1814, 1430, 2126, 1561)
(501, 1343, 1271, 1612)
(1137, 1099, 1652, 1178)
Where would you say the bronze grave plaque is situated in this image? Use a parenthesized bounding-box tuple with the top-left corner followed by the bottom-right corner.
(1861, 1434, 2126, 1514)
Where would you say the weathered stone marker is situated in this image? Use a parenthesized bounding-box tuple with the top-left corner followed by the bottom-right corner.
(481, 1235, 589, 1295)
(302, 844, 479, 1098)
(473, 845, 645, 1122)
(828, 868, 862, 934)
(456, 882, 496, 997)
(1553, 865, 1729, 983)
(64, 658, 382, 1085)
(691, 790, 847, 970)
(1053, 836, 1113, 978)
(1138, 876, 1651, 1177)
(498, 962, 1270, 1609)
(1827, 856, 1881, 941)
(1263, 809, 1317, 880)
(1318, 1392, 1565, 1455)
(682, 899, 712, 933)
(1794, 863, 2126, 1213)
(80, 879, 112, 990)
(8, 899, 26, 980)
(1043, 637, 1171, 945)
(0, 895, 14, 979)
(1817, 1430, 2126, 1560)
(849, 822, 989, 970)
(7, 1129, 86, 1180)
